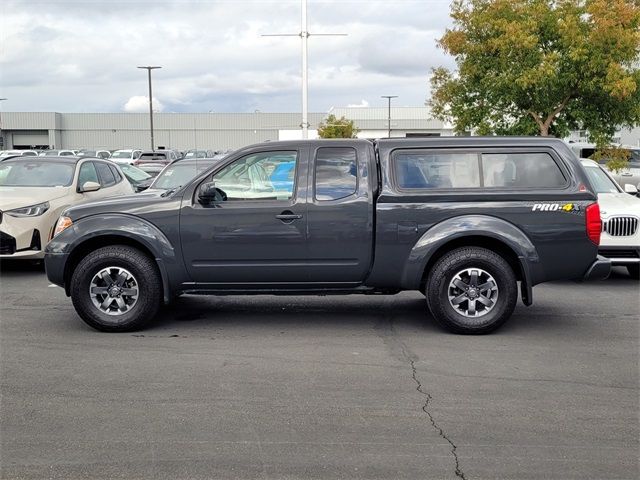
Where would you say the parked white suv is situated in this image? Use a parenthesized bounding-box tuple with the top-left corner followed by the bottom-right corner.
(0, 157, 133, 259)
(110, 149, 142, 165)
(581, 159, 640, 279)
(571, 142, 640, 191)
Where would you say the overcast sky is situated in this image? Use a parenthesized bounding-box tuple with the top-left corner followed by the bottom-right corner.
(0, 0, 455, 113)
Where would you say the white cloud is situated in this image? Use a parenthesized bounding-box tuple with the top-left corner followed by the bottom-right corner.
(123, 96, 165, 113)
(347, 100, 370, 108)
(0, 0, 455, 113)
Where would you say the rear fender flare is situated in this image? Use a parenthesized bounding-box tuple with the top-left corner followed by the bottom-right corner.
(402, 215, 539, 303)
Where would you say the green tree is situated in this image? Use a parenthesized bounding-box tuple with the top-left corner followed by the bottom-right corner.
(317, 114, 359, 138)
(430, 0, 640, 148)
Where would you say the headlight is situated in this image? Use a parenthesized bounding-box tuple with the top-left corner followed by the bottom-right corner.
(53, 216, 73, 237)
(5, 201, 50, 217)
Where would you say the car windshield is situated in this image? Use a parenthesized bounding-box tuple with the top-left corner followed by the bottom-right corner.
(185, 151, 206, 158)
(151, 162, 211, 189)
(0, 161, 75, 187)
(120, 164, 152, 182)
(139, 153, 167, 160)
(111, 151, 132, 158)
(629, 150, 640, 168)
(584, 166, 620, 194)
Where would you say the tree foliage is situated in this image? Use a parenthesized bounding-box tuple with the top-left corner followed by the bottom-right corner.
(318, 114, 359, 138)
(430, 0, 640, 148)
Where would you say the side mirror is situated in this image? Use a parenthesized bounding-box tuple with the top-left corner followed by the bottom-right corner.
(80, 181, 101, 193)
(198, 182, 226, 204)
(624, 183, 638, 195)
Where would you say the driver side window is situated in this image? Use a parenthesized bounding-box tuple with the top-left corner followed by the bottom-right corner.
(212, 151, 297, 201)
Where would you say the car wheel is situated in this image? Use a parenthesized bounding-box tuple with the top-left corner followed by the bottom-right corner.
(70, 245, 161, 332)
(426, 247, 518, 334)
(627, 264, 640, 280)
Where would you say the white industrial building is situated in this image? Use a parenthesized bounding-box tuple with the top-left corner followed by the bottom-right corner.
(0, 107, 453, 151)
(2, 108, 636, 151)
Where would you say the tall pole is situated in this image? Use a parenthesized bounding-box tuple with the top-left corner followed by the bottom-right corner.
(262, 0, 346, 140)
(381, 95, 398, 138)
(301, 0, 309, 139)
(0, 98, 6, 149)
(137, 66, 162, 151)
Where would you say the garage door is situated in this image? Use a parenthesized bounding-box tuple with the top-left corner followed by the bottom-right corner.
(12, 132, 49, 147)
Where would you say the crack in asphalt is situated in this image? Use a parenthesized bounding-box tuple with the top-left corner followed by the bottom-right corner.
(377, 313, 468, 480)
(407, 355, 468, 480)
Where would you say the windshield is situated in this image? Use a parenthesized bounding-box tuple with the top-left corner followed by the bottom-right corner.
(0, 161, 75, 187)
(185, 151, 206, 159)
(120, 164, 152, 182)
(629, 150, 640, 168)
(111, 151, 132, 159)
(139, 153, 167, 160)
(584, 166, 620, 194)
(151, 163, 211, 189)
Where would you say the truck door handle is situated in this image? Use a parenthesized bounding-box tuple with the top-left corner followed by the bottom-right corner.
(276, 211, 303, 223)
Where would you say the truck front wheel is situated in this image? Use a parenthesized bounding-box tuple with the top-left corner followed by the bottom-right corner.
(70, 245, 162, 332)
(426, 247, 517, 334)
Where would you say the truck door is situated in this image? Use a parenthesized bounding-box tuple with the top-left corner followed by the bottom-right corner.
(180, 148, 309, 285)
(305, 145, 374, 283)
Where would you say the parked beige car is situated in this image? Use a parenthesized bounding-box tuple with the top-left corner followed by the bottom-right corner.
(0, 156, 133, 259)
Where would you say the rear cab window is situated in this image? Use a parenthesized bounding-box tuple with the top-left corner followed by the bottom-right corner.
(392, 149, 567, 190)
(314, 147, 358, 201)
(95, 162, 116, 187)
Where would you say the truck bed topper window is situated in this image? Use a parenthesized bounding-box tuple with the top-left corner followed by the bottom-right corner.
(392, 150, 567, 190)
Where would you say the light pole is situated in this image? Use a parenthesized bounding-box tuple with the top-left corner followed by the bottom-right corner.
(0, 98, 7, 149)
(381, 95, 398, 138)
(262, 0, 346, 139)
(137, 66, 162, 151)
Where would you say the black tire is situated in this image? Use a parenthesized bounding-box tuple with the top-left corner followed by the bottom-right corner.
(426, 247, 518, 334)
(70, 245, 162, 332)
(627, 264, 640, 280)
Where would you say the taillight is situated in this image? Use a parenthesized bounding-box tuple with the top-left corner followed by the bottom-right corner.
(585, 203, 601, 245)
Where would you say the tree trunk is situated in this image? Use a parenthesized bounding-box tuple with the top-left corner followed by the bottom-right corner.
(539, 123, 549, 136)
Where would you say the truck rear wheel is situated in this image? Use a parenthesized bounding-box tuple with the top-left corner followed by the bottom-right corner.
(426, 247, 517, 334)
(70, 245, 161, 332)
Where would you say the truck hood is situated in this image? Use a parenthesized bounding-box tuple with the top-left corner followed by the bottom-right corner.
(597, 192, 640, 217)
(63, 189, 177, 220)
(0, 186, 70, 211)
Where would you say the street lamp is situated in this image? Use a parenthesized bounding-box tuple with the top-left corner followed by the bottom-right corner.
(137, 66, 162, 151)
(0, 98, 7, 149)
(381, 95, 398, 138)
(262, 0, 346, 139)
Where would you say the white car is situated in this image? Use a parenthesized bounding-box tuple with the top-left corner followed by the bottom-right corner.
(0, 156, 134, 260)
(0, 150, 39, 158)
(110, 149, 142, 165)
(581, 159, 640, 279)
(571, 142, 640, 190)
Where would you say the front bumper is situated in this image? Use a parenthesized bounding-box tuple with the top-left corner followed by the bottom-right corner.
(583, 255, 611, 281)
(0, 209, 59, 259)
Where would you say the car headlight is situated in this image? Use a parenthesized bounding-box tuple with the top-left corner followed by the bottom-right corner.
(53, 216, 73, 237)
(5, 201, 50, 217)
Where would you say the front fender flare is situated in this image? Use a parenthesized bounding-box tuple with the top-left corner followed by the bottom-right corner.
(402, 215, 539, 305)
(51, 214, 177, 302)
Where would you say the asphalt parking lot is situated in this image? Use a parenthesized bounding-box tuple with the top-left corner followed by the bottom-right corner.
(0, 262, 638, 480)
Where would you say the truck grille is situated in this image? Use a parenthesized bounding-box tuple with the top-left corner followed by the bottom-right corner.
(603, 216, 639, 237)
(0, 231, 16, 255)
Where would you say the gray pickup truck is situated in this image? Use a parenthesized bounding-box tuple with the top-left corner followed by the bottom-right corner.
(45, 137, 609, 334)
